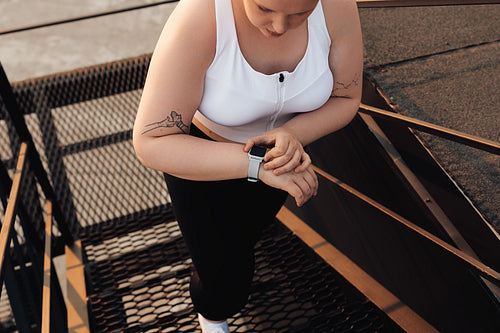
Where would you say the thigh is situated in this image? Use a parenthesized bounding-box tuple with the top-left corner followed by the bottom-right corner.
(164, 174, 225, 282)
(164, 174, 287, 278)
(211, 178, 287, 247)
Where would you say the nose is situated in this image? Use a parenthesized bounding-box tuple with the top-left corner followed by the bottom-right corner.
(272, 15, 288, 34)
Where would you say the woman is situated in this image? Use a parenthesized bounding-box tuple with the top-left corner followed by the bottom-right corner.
(133, 0, 362, 331)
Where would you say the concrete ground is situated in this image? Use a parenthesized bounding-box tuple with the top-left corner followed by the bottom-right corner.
(0, 0, 498, 228)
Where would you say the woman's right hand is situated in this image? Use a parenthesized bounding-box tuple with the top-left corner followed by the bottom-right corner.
(259, 165, 318, 207)
(244, 127, 310, 176)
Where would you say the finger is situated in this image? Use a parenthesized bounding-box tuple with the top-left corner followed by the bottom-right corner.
(305, 167, 319, 196)
(281, 179, 304, 207)
(263, 155, 289, 171)
(264, 148, 299, 171)
(294, 152, 311, 173)
(292, 173, 316, 206)
(304, 172, 318, 199)
(244, 135, 275, 152)
(272, 150, 302, 175)
(278, 173, 306, 207)
(293, 169, 317, 205)
(264, 143, 289, 161)
(304, 168, 319, 196)
(243, 139, 255, 152)
(297, 177, 312, 199)
(291, 184, 306, 207)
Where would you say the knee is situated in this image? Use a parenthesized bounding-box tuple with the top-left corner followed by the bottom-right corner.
(190, 264, 254, 321)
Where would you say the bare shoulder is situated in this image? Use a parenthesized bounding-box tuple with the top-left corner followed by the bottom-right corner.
(134, 0, 217, 138)
(153, 0, 216, 69)
(322, 0, 363, 98)
(321, 0, 361, 40)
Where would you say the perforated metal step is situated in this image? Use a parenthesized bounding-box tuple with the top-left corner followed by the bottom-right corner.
(79, 209, 401, 332)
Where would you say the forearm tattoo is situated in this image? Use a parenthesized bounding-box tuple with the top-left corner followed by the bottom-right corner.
(142, 110, 189, 135)
(332, 73, 360, 98)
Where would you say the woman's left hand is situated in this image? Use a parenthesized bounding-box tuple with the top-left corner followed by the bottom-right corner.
(244, 128, 311, 175)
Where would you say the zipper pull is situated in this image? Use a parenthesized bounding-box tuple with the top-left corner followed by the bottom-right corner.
(279, 73, 284, 83)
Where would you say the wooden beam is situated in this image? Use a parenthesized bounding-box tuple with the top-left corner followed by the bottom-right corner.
(41, 200, 53, 333)
(0, 142, 28, 293)
(66, 240, 90, 332)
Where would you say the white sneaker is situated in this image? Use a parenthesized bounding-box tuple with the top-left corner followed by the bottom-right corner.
(198, 313, 230, 333)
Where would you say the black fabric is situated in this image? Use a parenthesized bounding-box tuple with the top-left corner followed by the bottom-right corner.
(163, 125, 288, 321)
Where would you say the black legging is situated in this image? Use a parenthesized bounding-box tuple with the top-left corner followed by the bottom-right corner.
(163, 125, 288, 321)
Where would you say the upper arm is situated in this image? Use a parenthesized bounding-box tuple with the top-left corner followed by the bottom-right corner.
(133, 0, 215, 139)
(323, 0, 363, 100)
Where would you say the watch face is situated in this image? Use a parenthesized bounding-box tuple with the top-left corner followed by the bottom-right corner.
(250, 145, 267, 157)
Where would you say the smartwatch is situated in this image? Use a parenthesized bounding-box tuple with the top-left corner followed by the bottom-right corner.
(248, 145, 267, 182)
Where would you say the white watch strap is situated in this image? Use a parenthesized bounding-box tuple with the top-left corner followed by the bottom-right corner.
(248, 157, 262, 182)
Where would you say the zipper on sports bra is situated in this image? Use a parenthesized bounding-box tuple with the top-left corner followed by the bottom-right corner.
(268, 72, 286, 130)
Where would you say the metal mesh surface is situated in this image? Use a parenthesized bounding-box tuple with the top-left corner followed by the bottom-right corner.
(79, 212, 400, 332)
(0, 285, 16, 332)
(1, 55, 168, 233)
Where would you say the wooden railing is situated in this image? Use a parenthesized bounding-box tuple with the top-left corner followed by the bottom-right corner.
(0, 145, 70, 331)
(358, 104, 500, 155)
(0, 62, 86, 331)
(0, 143, 28, 297)
(311, 164, 500, 287)
(42, 200, 55, 333)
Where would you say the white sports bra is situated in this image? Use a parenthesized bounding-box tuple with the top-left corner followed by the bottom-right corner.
(195, 0, 333, 143)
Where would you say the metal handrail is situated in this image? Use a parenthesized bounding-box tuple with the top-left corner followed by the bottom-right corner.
(0, 142, 28, 294)
(359, 103, 500, 155)
(0, 65, 74, 244)
(311, 164, 500, 287)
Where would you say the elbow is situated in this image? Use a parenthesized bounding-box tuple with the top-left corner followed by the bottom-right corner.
(335, 93, 361, 119)
(353, 94, 362, 116)
(132, 130, 150, 169)
(132, 124, 162, 171)
(132, 128, 181, 174)
(347, 89, 362, 120)
(348, 96, 361, 124)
